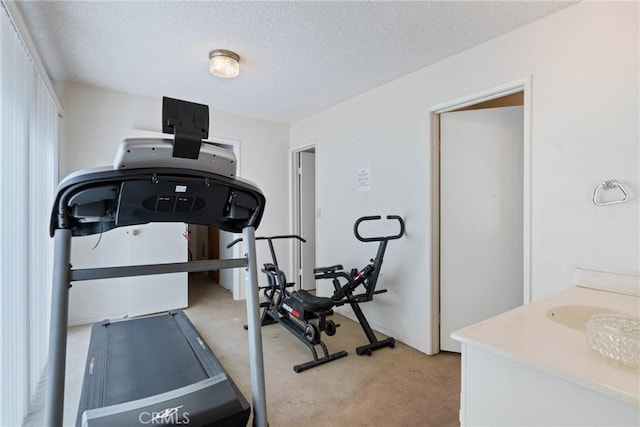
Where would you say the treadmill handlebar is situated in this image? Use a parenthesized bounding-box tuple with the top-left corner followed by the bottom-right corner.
(227, 234, 306, 249)
(50, 167, 266, 237)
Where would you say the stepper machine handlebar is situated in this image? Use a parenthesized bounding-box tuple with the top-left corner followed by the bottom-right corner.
(353, 215, 405, 242)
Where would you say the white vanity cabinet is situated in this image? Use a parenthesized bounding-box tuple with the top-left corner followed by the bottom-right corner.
(458, 344, 638, 426)
(453, 286, 639, 426)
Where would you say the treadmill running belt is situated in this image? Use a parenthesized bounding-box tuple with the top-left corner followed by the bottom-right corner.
(77, 311, 250, 427)
(104, 314, 210, 405)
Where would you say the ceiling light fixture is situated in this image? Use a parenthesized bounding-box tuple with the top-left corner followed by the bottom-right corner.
(209, 49, 240, 79)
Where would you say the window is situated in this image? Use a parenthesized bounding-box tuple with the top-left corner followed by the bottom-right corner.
(0, 4, 59, 425)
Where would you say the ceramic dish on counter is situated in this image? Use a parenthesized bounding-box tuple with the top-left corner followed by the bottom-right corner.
(586, 314, 640, 368)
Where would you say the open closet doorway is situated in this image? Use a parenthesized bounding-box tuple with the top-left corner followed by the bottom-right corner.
(428, 78, 532, 354)
(292, 145, 317, 291)
(186, 224, 221, 284)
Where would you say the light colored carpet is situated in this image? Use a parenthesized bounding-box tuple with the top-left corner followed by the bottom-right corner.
(25, 275, 460, 427)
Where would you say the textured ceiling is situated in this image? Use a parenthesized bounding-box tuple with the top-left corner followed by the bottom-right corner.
(16, 1, 576, 124)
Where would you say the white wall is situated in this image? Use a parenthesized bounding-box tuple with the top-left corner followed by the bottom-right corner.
(55, 81, 290, 317)
(290, 2, 639, 353)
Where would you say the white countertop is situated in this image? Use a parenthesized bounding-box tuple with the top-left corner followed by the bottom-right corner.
(452, 286, 640, 407)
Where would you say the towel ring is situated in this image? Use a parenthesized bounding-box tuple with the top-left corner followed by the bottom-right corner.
(593, 180, 629, 206)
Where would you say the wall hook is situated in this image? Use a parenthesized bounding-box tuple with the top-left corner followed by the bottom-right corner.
(592, 179, 629, 206)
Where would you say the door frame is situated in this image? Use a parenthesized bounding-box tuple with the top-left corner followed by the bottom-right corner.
(290, 142, 317, 290)
(426, 77, 532, 354)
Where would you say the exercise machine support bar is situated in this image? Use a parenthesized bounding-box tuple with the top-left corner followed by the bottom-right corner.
(242, 226, 268, 427)
(70, 258, 248, 281)
(227, 234, 305, 249)
(44, 229, 72, 427)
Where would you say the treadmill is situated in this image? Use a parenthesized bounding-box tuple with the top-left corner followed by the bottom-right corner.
(43, 97, 268, 427)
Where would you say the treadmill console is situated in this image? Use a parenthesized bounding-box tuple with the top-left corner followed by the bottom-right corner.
(113, 138, 236, 177)
(50, 97, 266, 236)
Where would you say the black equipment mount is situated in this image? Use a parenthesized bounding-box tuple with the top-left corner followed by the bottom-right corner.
(162, 96, 209, 160)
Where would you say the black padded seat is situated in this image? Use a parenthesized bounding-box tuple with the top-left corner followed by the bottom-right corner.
(293, 290, 334, 312)
(313, 264, 343, 275)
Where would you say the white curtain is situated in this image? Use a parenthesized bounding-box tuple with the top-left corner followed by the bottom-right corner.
(0, 4, 59, 426)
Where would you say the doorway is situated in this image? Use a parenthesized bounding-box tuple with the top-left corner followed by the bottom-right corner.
(186, 224, 220, 283)
(292, 145, 317, 291)
(428, 78, 532, 354)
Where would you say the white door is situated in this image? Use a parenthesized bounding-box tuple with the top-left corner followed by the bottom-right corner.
(440, 106, 524, 352)
(127, 222, 188, 317)
(299, 151, 316, 290)
(69, 228, 131, 324)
